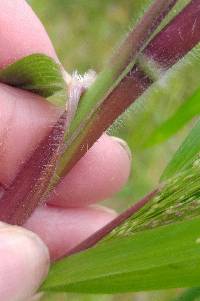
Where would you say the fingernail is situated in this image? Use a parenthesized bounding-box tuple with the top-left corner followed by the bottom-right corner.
(91, 204, 117, 217)
(0, 227, 50, 301)
(111, 136, 132, 161)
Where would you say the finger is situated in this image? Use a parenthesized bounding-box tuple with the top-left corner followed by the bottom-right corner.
(0, 84, 61, 185)
(0, 0, 62, 185)
(0, 0, 57, 68)
(0, 222, 49, 301)
(47, 134, 131, 207)
(25, 205, 117, 261)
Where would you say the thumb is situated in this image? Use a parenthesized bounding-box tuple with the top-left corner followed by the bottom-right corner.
(0, 222, 49, 301)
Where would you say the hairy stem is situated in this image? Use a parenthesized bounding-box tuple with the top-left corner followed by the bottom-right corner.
(0, 112, 67, 225)
(58, 0, 179, 177)
(67, 0, 178, 139)
(58, 0, 200, 178)
(144, 0, 200, 69)
(109, 0, 179, 76)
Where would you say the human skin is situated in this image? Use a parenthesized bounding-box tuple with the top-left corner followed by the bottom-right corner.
(0, 1, 131, 301)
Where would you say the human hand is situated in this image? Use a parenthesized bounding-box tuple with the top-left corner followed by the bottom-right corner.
(0, 1, 131, 300)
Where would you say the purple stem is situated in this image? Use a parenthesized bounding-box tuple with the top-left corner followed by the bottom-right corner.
(110, 0, 179, 75)
(60, 0, 200, 178)
(63, 189, 159, 258)
(144, 0, 200, 69)
(0, 112, 67, 225)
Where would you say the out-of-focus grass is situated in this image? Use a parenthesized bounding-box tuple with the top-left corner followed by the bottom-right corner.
(30, 0, 152, 73)
(29, 1, 192, 300)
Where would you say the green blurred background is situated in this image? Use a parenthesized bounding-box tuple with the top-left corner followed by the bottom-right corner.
(28, 1, 196, 300)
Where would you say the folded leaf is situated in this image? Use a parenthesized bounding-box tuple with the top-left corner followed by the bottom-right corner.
(0, 54, 66, 101)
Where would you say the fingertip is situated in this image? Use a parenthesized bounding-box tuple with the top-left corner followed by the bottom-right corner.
(0, 224, 49, 301)
(0, 0, 58, 68)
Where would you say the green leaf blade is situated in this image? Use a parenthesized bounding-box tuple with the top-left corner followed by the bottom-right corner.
(146, 86, 200, 147)
(42, 217, 200, 294)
